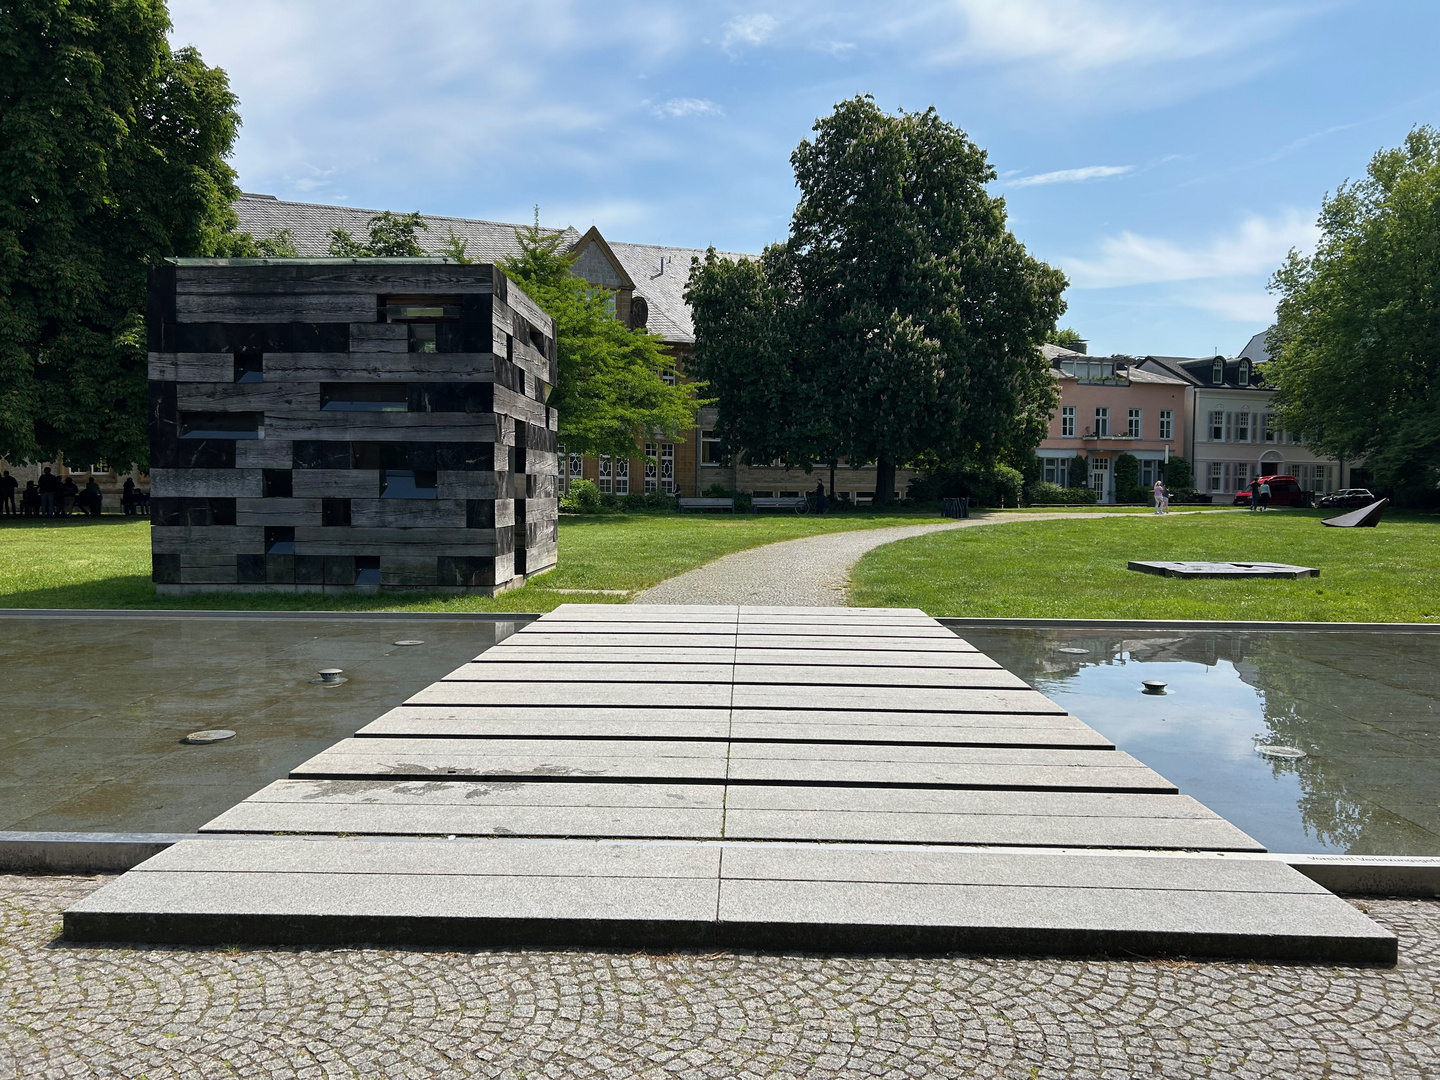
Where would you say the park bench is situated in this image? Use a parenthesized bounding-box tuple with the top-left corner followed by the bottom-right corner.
(751, 496, 809, 514)
(677, 497, 735, 512)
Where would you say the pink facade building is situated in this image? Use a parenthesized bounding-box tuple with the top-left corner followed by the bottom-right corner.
(1036, 346, 1189, 502)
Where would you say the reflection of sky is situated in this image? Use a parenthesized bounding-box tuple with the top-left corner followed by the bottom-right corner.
(1033, 654, 1340, 854)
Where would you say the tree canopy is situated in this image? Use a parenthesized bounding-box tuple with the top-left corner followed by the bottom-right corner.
(1, 0, 248, 469)
(328, 211, 428, 257)
(1268, 126, 1440, 501)
(686, 95, 1066, 501)
(501, 223, 704, 460)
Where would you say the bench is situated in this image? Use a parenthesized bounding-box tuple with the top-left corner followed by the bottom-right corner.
(677, 497, 735, 512)
(751, 496, 809, 514)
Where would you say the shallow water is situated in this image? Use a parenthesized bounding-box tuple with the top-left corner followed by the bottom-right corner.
(0, 615, 514, 833)
(962, 627, 1440, 855)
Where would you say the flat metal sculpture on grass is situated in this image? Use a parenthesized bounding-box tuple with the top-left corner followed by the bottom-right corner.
(1322, 498, 1388, 528)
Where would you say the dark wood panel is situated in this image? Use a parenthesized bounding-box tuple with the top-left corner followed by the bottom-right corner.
(176, 293, 377, 323)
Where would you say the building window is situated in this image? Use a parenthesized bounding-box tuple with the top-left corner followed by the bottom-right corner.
(1210, 410, 1225, 441)
(1159, 410, 1173, 441)
(1061, 406, 1076, 438)
(1094, 407, 1109, 437)
(598, 455, 612, 494)
(1212, 358, 1225, 383)
(1239, 360, 1251, 385)
(644, 443, 658, 493)
(701, 430, 722, 465)
(1235, 463, 1250, 490)
(661, 367, 676, 386)
(1235, 411, 1250, 442)
(1208, 462, 1224, 491)
(614, 458, 629, 495)
(1140, 459, 1157, 487)
(1043, 458, 1056, 484)
(1127, 408, 1142, 439)
(660, 443, 675, 494)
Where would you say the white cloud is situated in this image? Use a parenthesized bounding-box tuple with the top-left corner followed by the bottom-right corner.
(1011, 165, 1132, 187)
(652, 97, 724, 119)
(1062, 210, 1318, 289)
(723, 13, 778, 53)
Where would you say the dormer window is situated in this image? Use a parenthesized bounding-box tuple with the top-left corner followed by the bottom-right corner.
(1212, 357, 1225, 384)
(1238, 360, 1251, 385)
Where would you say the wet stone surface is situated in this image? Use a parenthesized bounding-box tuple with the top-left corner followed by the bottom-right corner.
(4, 875, 1436, 1079)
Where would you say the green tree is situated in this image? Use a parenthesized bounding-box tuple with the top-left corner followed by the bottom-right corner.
(1047, 327, 1086, 350)
(1268, 126, 1440, 500)
(688, 96, 1065, 503)
(1, 0, 246, 469)
(328, 211, 428, 257)
(501, 222, 703, 460)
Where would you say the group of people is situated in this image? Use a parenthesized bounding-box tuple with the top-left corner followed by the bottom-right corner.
(1248, 477, 1273, 511)
(0, 469, 148, 518)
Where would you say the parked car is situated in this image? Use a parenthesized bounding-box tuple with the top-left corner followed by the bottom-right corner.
(1317, 487, 1376, 509)
(1232, 474, 1312, 508)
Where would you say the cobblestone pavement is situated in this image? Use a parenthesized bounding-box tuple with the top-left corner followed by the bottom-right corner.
(632, 513, 1125, 606)
(2, 876, 1437, 1079)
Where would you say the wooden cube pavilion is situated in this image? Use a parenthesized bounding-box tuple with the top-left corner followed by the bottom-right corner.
(147, 258, 558, 595)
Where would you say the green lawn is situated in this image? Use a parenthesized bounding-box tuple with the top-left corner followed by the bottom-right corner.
(850, 508, 1440, 622)
(0, 510, 937, 612)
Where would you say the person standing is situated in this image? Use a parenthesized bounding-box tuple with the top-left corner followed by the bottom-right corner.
(0, 470, 16, 515)
(37, 467, 59, 517)
(1152, 479, 1165, 515)
(1258, 478, 1271, 511)
(1248, 476, 1261, 512)
(83, 477, 102, 516)
(812, 479, 828, 514)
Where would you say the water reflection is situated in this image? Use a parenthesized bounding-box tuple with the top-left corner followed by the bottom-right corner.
(962, 628, 1440, 856)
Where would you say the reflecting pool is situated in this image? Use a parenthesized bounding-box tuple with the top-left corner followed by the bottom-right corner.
(961, 627, 1440, 856)
(0, 615, 516, 833)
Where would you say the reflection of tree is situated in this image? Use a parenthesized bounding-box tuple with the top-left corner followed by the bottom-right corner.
(1237, 642, 1402, 854)
(963, 627, 1417, 854)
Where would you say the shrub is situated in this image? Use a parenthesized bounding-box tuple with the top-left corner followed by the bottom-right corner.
(1162, 455, 1193, 495)
(561, 479, 602, 514)
(1024, 481, 1098, 505)
(1113, 453, 1147, 503)
(701, 482, 732, 498)
(907, 463, 1024, 507)
(622, 492, 648, 512)
(1068, 454, 1090, 488)
(733, 492, 753, 512)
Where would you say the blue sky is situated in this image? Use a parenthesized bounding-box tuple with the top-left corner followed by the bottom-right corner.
(170, 1, 1440, 357)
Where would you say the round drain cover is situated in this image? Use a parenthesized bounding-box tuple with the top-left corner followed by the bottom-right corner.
(1256, 744, 1306, 760)
(185, 729, 236, 744)
(393, 640, 424, 646)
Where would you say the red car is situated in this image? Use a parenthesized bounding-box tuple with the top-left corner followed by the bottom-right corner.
(1232, 474, 1312, 508)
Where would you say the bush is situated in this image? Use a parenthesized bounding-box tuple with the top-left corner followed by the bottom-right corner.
(561, 479, 602, 514)
(907, 463, 1024, 508)
(701, 482, 732, 498)
(733, 492, 753, 512)
(1068, 455, 1090, 488)
(1162, 455, 1193, 497)
(1024, 481, 1098, 505)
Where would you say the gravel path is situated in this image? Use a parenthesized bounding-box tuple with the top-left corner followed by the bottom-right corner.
(632, 512, 1116, 606)
(3, 875, 1436, 1079)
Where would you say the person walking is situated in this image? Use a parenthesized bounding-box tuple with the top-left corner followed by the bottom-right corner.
(1258, 478, 1271, 512)
(37, 467, 59, 517)
(0, 469, 16, 515)
(1248, 476, 1261, 512)
(1152, 479, 1165, 515)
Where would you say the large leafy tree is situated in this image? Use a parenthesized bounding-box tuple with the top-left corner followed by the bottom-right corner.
(1268, 126, 1440, 500)
(328, 211, 428, 257)
(501, 223, 703, 460)
(0, 0, 245, 470)
(688, 96, 1065, 502)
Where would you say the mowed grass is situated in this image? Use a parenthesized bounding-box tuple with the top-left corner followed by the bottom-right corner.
(0, 510, 937, 613)
(849, 508, 1440, 622)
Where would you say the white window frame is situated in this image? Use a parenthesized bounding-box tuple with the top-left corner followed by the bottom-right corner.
(1212, 358, 1225, 383)
(1235, 411, 1250, 443)
(1094, 407, 1109, 437)
(614, 457, 629, 495)
(644, 443, 658, 493)
(1208, 462, 1224, 491)
(660, 443, 675, 494)
(1127, 408, 1142, 439)
(1159, 410, 1173, 441)
(598, 455, 612, 494)
(1061, 406, 1076, 438)
(1210, 409, 1225, 442)
(701, 429, 722, 466)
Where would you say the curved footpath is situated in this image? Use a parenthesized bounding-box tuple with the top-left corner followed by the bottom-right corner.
(632, 510, 1127, 606)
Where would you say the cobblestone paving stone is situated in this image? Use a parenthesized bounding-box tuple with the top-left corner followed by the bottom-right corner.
(2, 876, 1437, 1079)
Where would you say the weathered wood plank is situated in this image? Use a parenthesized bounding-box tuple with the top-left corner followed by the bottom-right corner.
(151, 468, 263, 498)
(174, 264, 495, 295)
(176, 292, 377, 323)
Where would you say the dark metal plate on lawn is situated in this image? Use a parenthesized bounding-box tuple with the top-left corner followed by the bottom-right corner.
(1128, 560, 1320, 579)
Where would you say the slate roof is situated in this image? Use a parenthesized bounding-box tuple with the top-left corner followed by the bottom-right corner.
(233, 193, 582, 267)
(232, 194, 757, 346)
(608, 240, 754, 345)
(1138, 355, 1271, 390)
(1238, 330, 1272, 363)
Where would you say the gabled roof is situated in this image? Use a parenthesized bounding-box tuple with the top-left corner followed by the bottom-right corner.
(1137, 355, 1270, 390)
(1238, 330, 1272, 363)
(233, 193, 582, 267)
